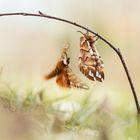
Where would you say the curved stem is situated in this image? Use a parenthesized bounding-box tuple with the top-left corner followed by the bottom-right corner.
(0, 11, 139, 113)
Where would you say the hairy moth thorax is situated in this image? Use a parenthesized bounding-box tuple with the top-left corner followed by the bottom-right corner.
(44, 46, 89, 89)
(79, 31, 104, 82)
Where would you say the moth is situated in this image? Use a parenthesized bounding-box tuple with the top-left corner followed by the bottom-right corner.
(78, 31, 104, 82)
(44, 46, 89, 89)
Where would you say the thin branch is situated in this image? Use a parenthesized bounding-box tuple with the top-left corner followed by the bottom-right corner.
(0, 11, 139, 113)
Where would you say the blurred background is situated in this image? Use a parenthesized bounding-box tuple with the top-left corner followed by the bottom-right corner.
(0, 0, 140, 140)
(0, 0, 140, 107)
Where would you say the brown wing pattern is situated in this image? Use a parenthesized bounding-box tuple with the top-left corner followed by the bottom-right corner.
(79, 31, 104, 82)
(66, 67, 89, 89)
(44, 46, 89, 89)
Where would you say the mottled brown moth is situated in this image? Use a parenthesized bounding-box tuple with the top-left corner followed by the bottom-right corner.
(78, 31, 104, 82)
(44, 46, 89, 89)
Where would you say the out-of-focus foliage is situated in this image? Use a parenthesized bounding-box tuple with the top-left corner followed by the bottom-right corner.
(0, 81, 139, 140)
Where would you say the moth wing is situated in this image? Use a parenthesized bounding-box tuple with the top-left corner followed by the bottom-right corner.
(44, 61, 62, 80)
(79, 44, 104, 82)
(66, 67, 89, 89)
(44, 67, 59, 80)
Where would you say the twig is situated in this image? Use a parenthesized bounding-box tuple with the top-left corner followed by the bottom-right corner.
(0, 11, 139, 113)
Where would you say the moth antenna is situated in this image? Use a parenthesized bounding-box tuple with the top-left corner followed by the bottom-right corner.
(95, 35, 99, 41)
(77, 31, 86, 36)
(93, 33, 99, 41)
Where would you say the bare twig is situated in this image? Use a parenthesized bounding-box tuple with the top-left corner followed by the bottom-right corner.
(0, 11, 139, 113)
